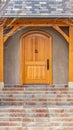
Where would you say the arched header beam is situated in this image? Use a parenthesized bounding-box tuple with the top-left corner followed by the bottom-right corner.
(3, 18, 73, 44)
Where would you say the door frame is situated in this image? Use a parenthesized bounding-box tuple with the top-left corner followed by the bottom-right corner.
(20, 30, 53, 85)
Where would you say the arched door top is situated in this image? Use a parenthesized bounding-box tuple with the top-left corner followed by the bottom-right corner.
(20, 30, 52, 85)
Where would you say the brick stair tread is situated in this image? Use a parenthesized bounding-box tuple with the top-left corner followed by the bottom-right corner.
(0, 86, 73, 107)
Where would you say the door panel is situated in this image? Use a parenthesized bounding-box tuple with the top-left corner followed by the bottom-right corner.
(23, 32, 51, 84)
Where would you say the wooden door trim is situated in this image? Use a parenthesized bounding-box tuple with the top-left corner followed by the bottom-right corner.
(20, 30, 52, 85)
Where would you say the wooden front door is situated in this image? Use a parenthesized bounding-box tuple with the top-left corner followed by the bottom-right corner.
(20, 31, 52, 84)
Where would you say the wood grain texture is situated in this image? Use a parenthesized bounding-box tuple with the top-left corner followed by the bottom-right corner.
(69, 26, 73, 82)
(4, 26, 20, 43)
(53, 25, 69, 43)
(3, 19, 71, 44)
(3, 19, 72, 27)
(20, 31, 52, 84)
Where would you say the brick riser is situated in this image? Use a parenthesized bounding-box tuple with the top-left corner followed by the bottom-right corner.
(0, 86, 73, 130)
(0, 108, 73, 130)
(0, 87, 73, 106)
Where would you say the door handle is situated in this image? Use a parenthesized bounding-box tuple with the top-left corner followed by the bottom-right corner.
(47, 59, 49, 70)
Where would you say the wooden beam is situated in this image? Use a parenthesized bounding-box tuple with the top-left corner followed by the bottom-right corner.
(3, 19, 70, 43)
(0, 26, 4, 87)
(69, 26, 73, 83)
(4, 26, 20, 43)
(4, 19, 70, 27)
(53, 25, 70, 43)
(4, 18, 16, 28)
(3, 19, 71, 42)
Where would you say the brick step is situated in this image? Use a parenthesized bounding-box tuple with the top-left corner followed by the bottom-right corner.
(0, 127, 73, 130)
(0, 108, 73, 129)
(1, 88, 73, 95)
(0, 99, 73, 106)
(0, 99, 73, 103)
(0, 93, 72, 96)
(1, 86, 71, 91)
(0, 87, 73, 107)
(1, 92, 73, 94)
(1, 87, 73, 93)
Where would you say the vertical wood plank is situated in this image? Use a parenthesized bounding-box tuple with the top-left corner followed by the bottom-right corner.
(0, 26, 4, 85)
(20, 31, 52, 84)
(69, 26, 73, 82)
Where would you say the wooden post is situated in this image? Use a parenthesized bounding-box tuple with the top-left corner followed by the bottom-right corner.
(0, 26, 4, 88)
(69, 26, 73, 87)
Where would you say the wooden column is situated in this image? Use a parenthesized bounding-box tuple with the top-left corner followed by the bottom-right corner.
(0, 26, 4, 87)
(69, 26, 73, 87)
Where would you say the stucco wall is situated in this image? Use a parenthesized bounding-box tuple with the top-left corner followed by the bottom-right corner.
(4, 27, 69, 85)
